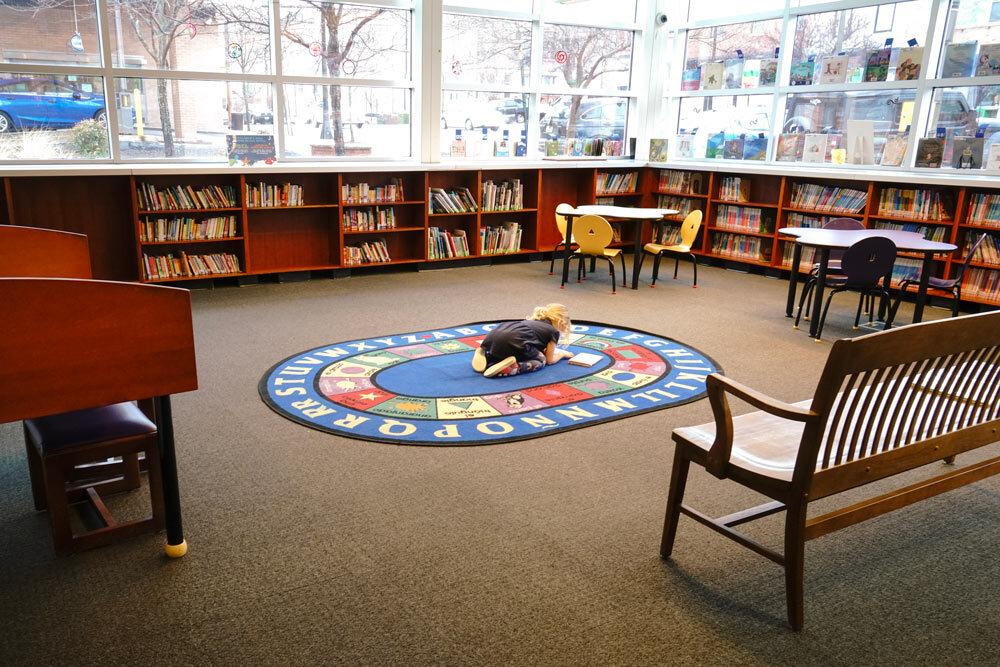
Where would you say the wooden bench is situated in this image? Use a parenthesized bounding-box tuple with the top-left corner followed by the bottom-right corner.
(659, 310, 1000, 630)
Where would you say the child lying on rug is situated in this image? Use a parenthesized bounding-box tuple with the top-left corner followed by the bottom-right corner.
(472, 303, 575, 378)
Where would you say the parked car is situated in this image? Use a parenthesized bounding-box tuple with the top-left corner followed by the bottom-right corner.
(441, 99, 504, 131)
(0, 77, 106, 133)
(494, 98, 526, 123)
(541, 98, 627, 140)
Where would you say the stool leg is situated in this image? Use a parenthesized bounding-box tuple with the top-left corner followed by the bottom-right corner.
(41, 456, 74, 554)
(23, 427, 47, 511)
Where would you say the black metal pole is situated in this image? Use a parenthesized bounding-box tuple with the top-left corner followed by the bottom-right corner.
(154, 395, 186, 557)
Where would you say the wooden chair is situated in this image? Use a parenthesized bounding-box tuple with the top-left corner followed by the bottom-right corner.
(660, 310, 1000, 629)
(548, 203, 578, 275)
(641, 210, 702, 287)
(568, 214, 626, 294)
(0, 278, 198, 555)
(0, 225, 92, 279)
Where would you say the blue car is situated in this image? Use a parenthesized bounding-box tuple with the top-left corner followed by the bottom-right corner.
(0, 77, 106, 133)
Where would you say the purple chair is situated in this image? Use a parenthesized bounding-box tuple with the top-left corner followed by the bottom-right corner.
(795, 217, 867, 324)
(892, 233, 987, 319)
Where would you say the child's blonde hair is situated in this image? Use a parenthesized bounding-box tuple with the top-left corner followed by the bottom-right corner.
(529, 303, 571, 335)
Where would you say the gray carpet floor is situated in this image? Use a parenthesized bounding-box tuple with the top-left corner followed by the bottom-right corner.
(2, 260, 998, 666)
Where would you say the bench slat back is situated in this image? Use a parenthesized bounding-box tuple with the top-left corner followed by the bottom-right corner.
(804, 312, 1000, 473)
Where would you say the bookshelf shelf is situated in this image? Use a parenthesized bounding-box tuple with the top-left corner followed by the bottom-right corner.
(481, 208, 538, 214)
(869, 214, 953, 224)
(342, 200, 424, 208)
(712, 199, 779, 208)
(656, 189, 709, 199)
(139, 207, 241, 215)
(344, 226, 424, 235)
(709, 228, 774, 238)
(140, 237, 244, 246)
(248, 204, 339, 210)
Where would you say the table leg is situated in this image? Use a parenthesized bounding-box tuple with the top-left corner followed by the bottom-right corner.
(560, 215, 575, 288)
(912, 252, 934, 323)
(154, 395, 187, 558)
(809, 248, 829, 339)
(630, 219, 647, 289)
(786, 242, 802, 317)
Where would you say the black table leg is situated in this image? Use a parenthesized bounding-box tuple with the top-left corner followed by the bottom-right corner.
(630, 219, 647, 289)
(560, 215, 575, 288)
(912, 252, 935, 323)
(809, 248, 829, 340)
(786, 242, 803, 317)
(154, 395, 187, 558)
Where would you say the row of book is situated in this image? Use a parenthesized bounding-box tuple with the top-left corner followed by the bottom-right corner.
(141, 252, 241, 280)
(889, 258, 923, 286)
(651, 224, 683, 245)
(481, 222, 522, 255)
(780, 243, 818, 271)
(714, 205, 771, 234)
(789, 183, 868, 213)
(342, 179, 404, 204)
(344, 240, 391, 265)
(481, 179, 523, 212)
(342, 207, 397, 231)
(656, 195, 696, 221)
(962, 268, 1000, 303)
(876, 188, 949, 221)
(965, 232, 1000, 266)
(429, 187, 477, 214)
(428, 227, 471, 259)
(718, 177, 750, 202)
(912, 136, 1000, 170)
(869, 221, 950, 242)
(967, 193, 1000, 226)
(710, 232, 770, 262)
(139, 215, 238, 243)
(596, 171, 637, 195)
(543, 138, 624, 158)
(137, 183, 237, 211)
(784, 212, 835, 229)
(657, 170, 702, 195)
(246, 182, 304, 208)
(701, 133, 768, 161)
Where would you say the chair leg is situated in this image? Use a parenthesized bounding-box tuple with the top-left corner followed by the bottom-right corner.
(794, 279, 815, 329)
(880, 290, 895, 329)
(815, 290, 838, 342)
(608, 257, 617, 294)
(784, 498, 809, 631)
(619, 253, 627, 287)
(689, 253, 698, 288)
(853, 292, 865, 330)
(41, 456, 74, 554)
(549, 242, 565, 275)
(673, 256, 680, 280)
(660, 446, 691, 558)
(951, 286, 961, 318)
(651, 253, 663, 287)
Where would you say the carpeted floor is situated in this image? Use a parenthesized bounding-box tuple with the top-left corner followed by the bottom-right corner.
(1, 260, 998, 666)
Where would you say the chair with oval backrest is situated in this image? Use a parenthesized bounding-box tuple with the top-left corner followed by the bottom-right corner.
(640, 209, 703, 288)
(891, 232, 987, 320)
(794, 217, 867, 324)
(569, 214, 626, 294)
(548, 203, 578, 275)
(804, 236, 898, 342)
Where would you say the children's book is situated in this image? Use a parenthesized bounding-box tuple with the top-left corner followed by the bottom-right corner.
(846, 119, 875, 165)
(742, 134, 767, 160)
(789, 61, 815, 86)
(864, 48, 891, 82)
(975, 43, 1000, 76)
(986, 143, 1000, 170)
(758, 58, 777, 86)
(895, 46, 923, 80)
(568, 351, 603, 367)
(776, 133, 804, 162)
(802, 134, 827, 163)
(952, 136, 984, 169)
(724, 58, 744, 89)
(676, 133, 695, 159)
(723, 133, 745, 159)
(450, 131, 466, 158)
(681, 67, 701, 90)
(819, 55, 849, 84)
(880, 136, 908, 167)
(915, 137, 943, 167)
(702, 62, 724, 90)
(942, 42, 977, 78)
(649, 138, 669, 162)
(742, 59, 761, 88)
(705, 131, 725, 159)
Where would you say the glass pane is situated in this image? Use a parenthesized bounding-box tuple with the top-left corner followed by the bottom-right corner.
(543, 0, 637, 24)
(443, 14, 531, 86)
(683, 20, 783, 91)
(928, 86, 1000, 168)
(781, 90, 916, 164)
(279, 2, 410, 79)
(541, 25, 633, 90)
(440, 91, 528, 158)
(0, 0, 101, 67)
(116, 77, 273, 160)
(540, 94, 627, 141)
(688, 0, 783, 22)
(791, 1, 932, 84)
(0, 73, 109, 160)
(284, 84, 410, 159)
(676, 95, 771, 160)
(942, 0, 1000, 78)
(110, 0, 272, 73)
(447, 0, 533, 11)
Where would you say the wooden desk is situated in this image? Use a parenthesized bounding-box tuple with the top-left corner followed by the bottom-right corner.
(778, 227, 957, 338)
(559, 205, 678, 290)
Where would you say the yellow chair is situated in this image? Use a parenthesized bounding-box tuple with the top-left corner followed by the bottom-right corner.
(548, 203, 578, 275)
(568, 214, 626, 294)
(642, 210, 703, 288)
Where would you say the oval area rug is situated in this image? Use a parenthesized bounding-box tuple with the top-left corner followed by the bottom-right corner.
(258, 320, 721, 446)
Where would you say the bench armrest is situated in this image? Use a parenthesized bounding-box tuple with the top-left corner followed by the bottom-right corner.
(705, 373, 817, 478)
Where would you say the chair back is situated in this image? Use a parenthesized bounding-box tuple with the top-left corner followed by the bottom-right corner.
(0, 226, 92, 278)
(555, 203, 573, 243)
(678, 210, 703, 248)
(573, 214, 614, 255)
(956, 233, 988, 281)
(839, 236, 896, 288)
(823, 218, 864, 263)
